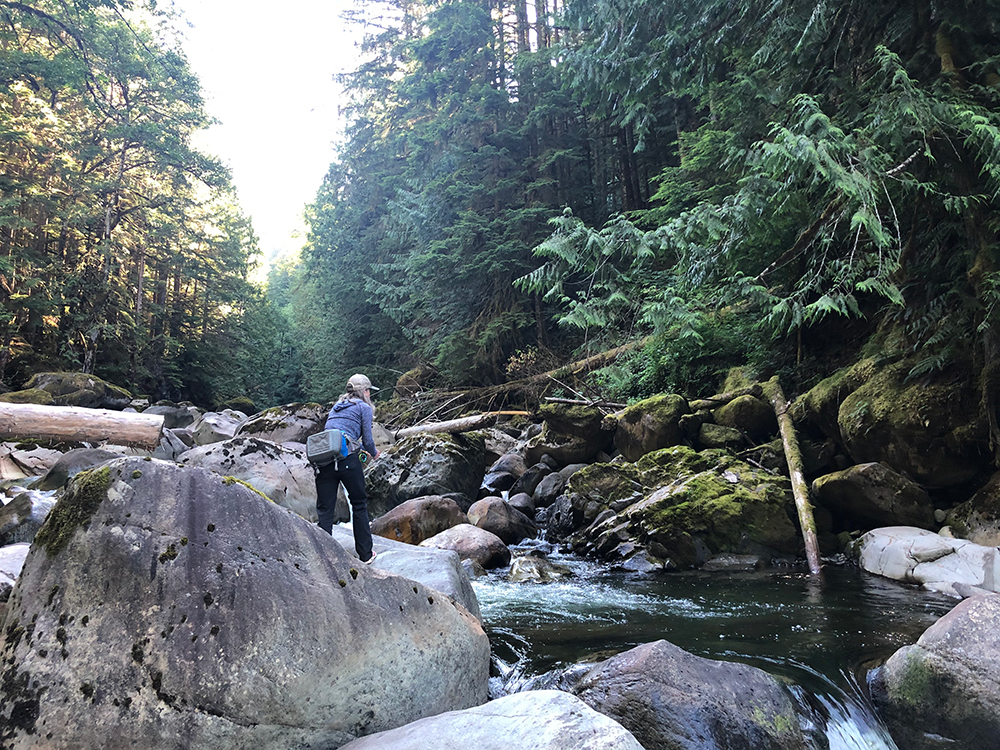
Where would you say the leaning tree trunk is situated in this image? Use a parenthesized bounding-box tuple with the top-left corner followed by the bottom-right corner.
(762, 377, 822, 575)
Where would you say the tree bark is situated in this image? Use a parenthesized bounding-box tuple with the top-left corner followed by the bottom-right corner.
(761, 377, 823, 575)
(0, 403, 164, 448)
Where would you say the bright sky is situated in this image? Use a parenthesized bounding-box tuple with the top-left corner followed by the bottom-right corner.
(170, 0, 361, 268)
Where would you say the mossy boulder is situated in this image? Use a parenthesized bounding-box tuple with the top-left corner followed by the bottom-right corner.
(712, 394, 776, 443)
(6, 372, 132, 409)
(794, 358, 878, 441)
(559, 447, 800, 568)
(525, 403, 614, 466)
(946, 472, 1000, 546)
(837, 359, 986, 487)
(812, 462, 935, 530)
(870, 595, 1000, 750)
(611, 394, 689, 462)
(366, 432, 486, 518)
(0, 388, 54, 406)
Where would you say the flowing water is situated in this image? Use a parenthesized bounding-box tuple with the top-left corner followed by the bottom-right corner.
(473, 542, 957, 749)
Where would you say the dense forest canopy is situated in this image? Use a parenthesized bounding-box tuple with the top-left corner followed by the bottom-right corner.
(0, 0, 298, 408)
(290, 0, 1000, 409)
(3, 0, 999, 417)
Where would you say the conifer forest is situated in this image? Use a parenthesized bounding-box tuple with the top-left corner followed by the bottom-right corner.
(2, 0, 1000, 413)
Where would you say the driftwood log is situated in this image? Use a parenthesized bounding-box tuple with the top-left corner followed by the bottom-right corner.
(0, 403, 165, 449)
(762, 377, 822, 575)
(394, 411, 529, 440)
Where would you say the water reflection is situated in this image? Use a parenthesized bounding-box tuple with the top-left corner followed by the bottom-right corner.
(475, 549, 955, 748)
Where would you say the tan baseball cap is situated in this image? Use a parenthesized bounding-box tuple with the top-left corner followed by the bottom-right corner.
(347, 373, 380, 393)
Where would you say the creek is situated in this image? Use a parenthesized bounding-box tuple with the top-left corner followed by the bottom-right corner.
(474, 542, 957, 750)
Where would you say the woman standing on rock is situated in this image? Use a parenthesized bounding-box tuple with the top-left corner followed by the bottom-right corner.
(315, 373, 380, 563)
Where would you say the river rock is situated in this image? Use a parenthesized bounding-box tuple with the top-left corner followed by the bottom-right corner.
(946, 472, 1000, 546)
(509, 461, 552, 498)
(531, 471, 565, 508)
(32, 447, 119, 491)
(467, 497, 537, 545)
(854, 526, 1000, 597)
(370, 495, 468, 545)
(507, 492, 535, 518)
(0, 490, 57, 546)
(870, 593, 1000, 750)
(558, 639, 809, 750)
(180, 436, 318, 522)
(0, 457, 490, 749)
(509, 554, 573, 583)
(366, 432, 486, 517)
(328, 524, 482, 622)
(151, 427, 194, 461)
(1, 372, 132, 409)
(236, 402, 328, 443)
(812, 462, 935, 530)
(554, 447, 800, 569)
(525, 403, 615, 466)
(338, 689, 644, 750)
(482, 453, 527, 495)
(421, 523, 512, 569)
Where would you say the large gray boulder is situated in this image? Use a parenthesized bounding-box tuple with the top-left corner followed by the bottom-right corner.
(190, 409, 248, 445)
(235, 402, 328, 443)
(559, 640, 809, 750)
(0, 457, 490, 749)
(338, 690, 644, 750)
(0, 443, 63, 480)
(854, 526, 1000, 597)
(366, 432, 486, 517)
(870, 594, 1000, 750)
(143, 402, 204, 429)
(329, 525, 481, 622)
(0, 542, 29, 603)
(813, 462, 935, 530)
(180, 436, 317, 522)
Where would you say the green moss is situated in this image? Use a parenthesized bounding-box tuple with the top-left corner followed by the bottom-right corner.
(132, 470, 143, 479)
(894, 650, 934, 706)
(34, 466, 113, 554)
(0, 388, 55, 405)
(159, 544, 178, 563)
(750, 706, 795, 736)
(221, 476, 270, 501)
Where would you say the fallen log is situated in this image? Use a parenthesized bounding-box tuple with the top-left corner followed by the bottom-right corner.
(761, 377, 822, 575)
(0, 402, 165, 449)
(394, 411, 530, 440)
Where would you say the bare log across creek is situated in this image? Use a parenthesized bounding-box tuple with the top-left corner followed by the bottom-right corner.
(0, 402, 165, 449)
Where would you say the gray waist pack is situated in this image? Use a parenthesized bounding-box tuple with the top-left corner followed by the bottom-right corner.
(306, 429, 350, 466)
